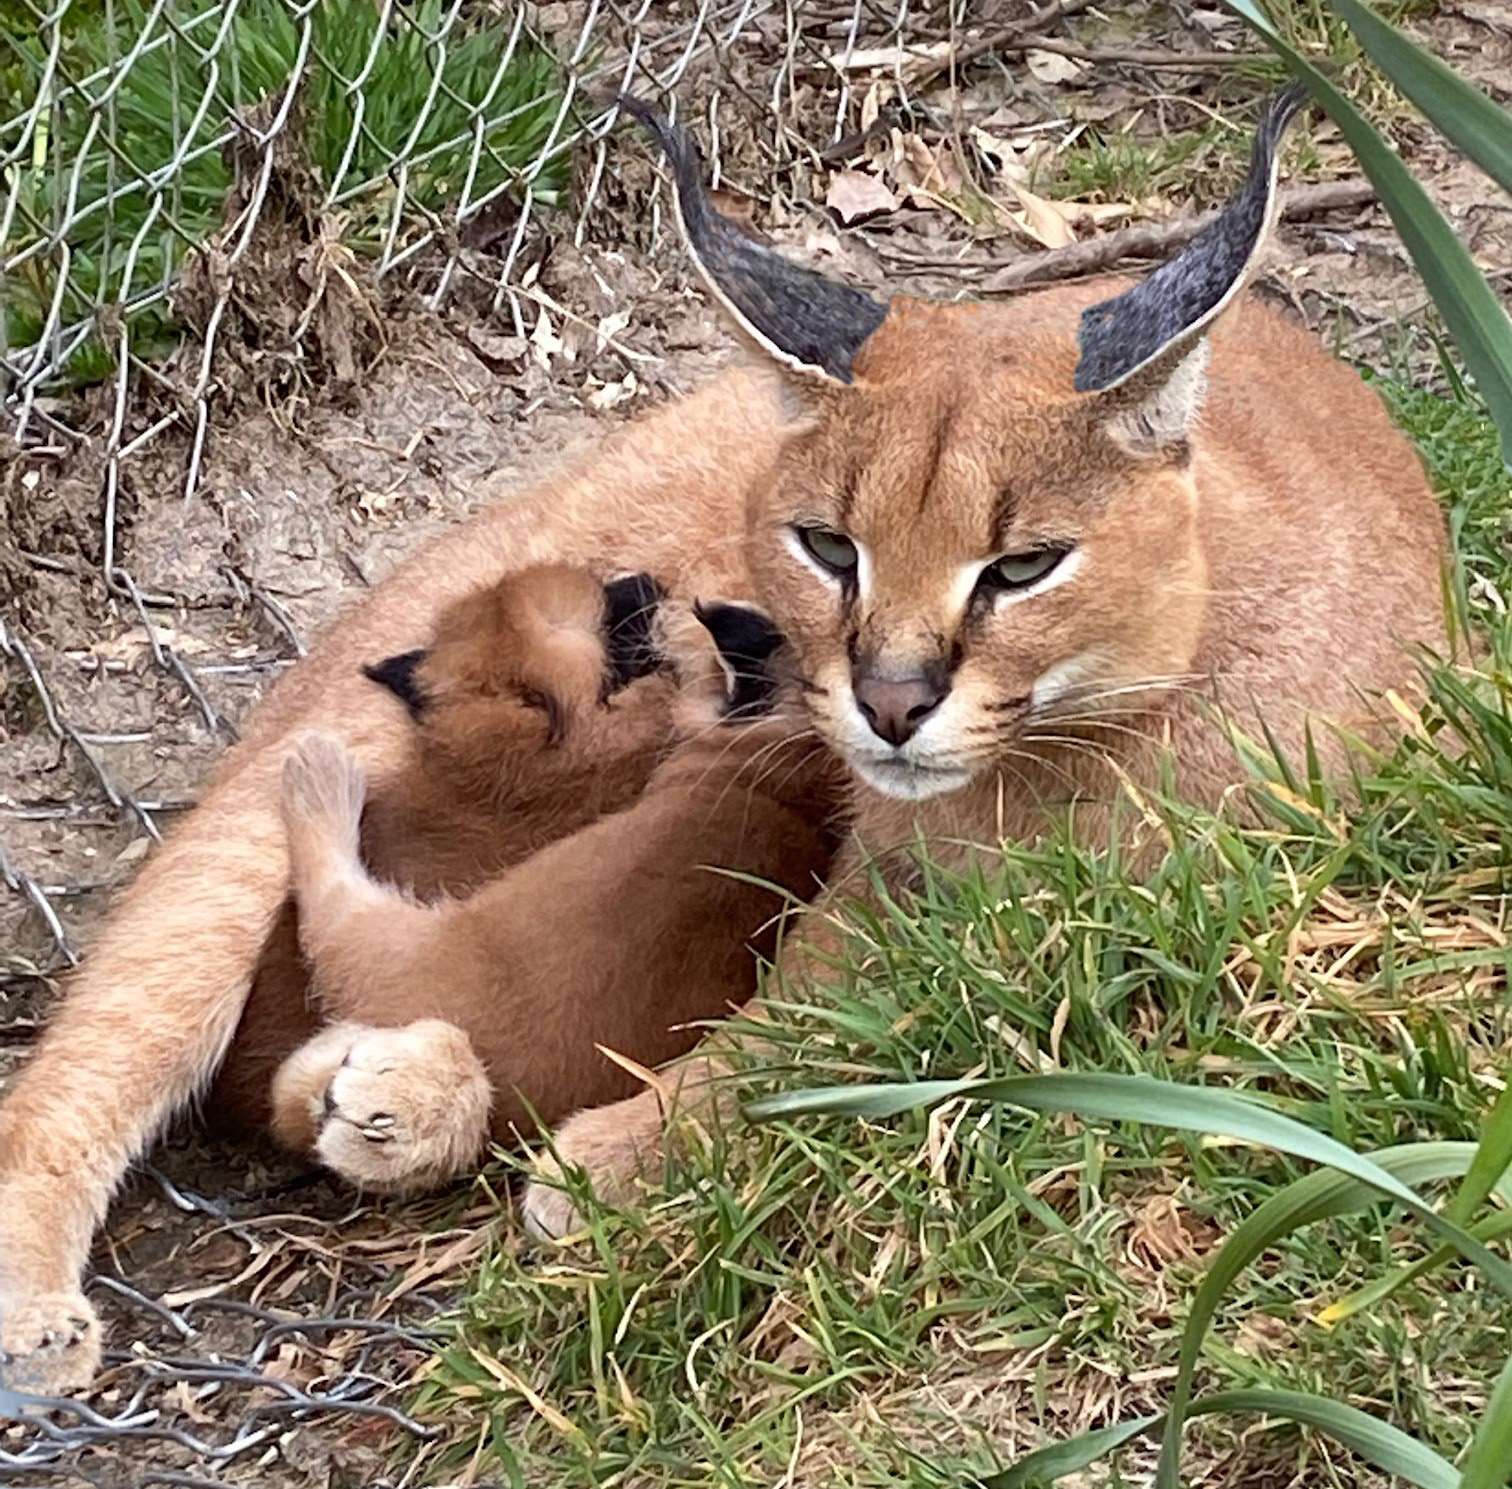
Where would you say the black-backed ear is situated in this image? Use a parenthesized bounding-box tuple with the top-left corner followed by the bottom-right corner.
(693, 600, 786, 719)
(1075, 85, 1308, 455)
(603, 572, 665, 690)
(362, 649, 430, 721)
(616, 95, 889, 386)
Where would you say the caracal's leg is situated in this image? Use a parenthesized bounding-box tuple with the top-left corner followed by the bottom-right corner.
(274, 733, 492, 1191)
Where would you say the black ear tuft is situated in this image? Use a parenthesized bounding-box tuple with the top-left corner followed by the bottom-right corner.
(603, 572, 665, 690)
(1075, 85, 1308, 395)
(362, 649, 430, 721)
(694, 600, 786, 719)
(616, 94, 888, 385)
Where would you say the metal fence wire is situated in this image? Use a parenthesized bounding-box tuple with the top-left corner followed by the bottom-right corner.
(0, 0, 991, 977)
(2, 0, 1012, 1480)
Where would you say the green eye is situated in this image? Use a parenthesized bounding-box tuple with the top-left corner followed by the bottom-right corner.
(796, 525, 860, 578)
(979, 547, 1070, 593)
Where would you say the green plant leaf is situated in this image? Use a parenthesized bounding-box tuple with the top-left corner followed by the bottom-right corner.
(984, 1387, 1462, 1489)
(1460, 1351, 1512, 1489)
(1320, 1082, 1512, 1324)
(748, 1074, 1512, 1298)
(1327, 0, 1512, 197)
(1447, 1079, 1512, 1225)
(1320, 1208, 1512, 1325)
(1217, 0, 1512, 465)
(980, 1412, 1161, 1487)
(1154, 1142, 1512, 1488)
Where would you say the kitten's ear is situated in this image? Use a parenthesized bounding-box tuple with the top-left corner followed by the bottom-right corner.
(362, 649, 430, 720)
(693, 600, 785, 718)
(1075, 86, 1308, 456)
(617, 95, 888, 387)
(602, 572, 665, 690)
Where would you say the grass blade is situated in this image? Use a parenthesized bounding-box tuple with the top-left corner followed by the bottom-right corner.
(1218, 0, 1512, 464)
(980, 1413, 1161, 1487)
(1446, 1079, 1512, 1226)
(747, 1073, 1512, 1298)
(1319, 1082, 1512, 1324)
(1153, 1142, 1509, 1488)
(1327, 0, 1512, 196)
(1459, 1352, 1512, 1489)
(985, 1388, 1460, 1489)
(1320, 1209, 1512, 1325)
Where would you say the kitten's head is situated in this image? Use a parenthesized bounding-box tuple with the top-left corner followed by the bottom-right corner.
(363, 564, 663, 750)
(621, 88, 1303, 799)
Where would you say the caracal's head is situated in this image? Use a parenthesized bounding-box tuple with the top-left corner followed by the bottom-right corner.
(622, 89, 1304, 800)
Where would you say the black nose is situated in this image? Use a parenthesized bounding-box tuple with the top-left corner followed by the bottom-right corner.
(852, 674, 947, 747)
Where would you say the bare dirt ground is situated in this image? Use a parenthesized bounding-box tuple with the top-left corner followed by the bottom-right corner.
(4, 2, 1511, 1483)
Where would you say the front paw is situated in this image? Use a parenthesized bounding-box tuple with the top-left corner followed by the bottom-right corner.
(0, 1290, 102, 1396)
(275, 1021, 492, 1195)
(520, 1087, 667, 1240)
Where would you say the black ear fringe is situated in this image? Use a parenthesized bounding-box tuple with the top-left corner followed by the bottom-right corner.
(615, 93, 888, 385)
(693, 600, 785, 720)
(1075, 85, 1309, 394)
(362, 649, 430, 721)
(603, 572, 665, 690)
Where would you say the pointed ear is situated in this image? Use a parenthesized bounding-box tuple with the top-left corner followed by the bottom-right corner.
(692, 600, 785, 718)
(362, 649, 429, 720)
(602, 572, 665, 690)
(616, 95, 888, 386)
(1075, 86, 1308, 455)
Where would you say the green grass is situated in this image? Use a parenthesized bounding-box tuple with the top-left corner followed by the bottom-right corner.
(1040, 0, 1430, 209)
(2, 0, 566, 386)
(409, 376, 1512, 1487)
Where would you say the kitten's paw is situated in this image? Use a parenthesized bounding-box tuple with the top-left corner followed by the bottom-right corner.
(521, 1087, 665, 1240)
(301, 1021, 491, 1194)
(281, 731, 366, 838)
(0, 1290, 102, 1397)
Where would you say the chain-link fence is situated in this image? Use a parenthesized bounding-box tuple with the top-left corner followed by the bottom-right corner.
(0, 2, 1027, 1479)
(2, 0, 952, 970)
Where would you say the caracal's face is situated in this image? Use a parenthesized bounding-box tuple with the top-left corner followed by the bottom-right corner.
(747, 300, 1209, 802)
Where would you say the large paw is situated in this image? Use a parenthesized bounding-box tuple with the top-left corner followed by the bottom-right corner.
(521, 1086, 666, 1240)
(0, 1291, 102, 1397)
(280, 1021, 492, 1194)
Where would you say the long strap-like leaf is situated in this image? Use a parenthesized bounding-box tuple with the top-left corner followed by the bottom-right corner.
(1329, 0, 1512, 198)
(1218, 0, 1512, 466)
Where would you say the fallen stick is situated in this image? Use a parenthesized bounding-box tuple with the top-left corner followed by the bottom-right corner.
(910, 1, 1247, 86)
(977, 180, 1377, 292)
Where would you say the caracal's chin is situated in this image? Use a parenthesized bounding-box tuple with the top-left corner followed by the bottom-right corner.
(849, 754, 975, 802)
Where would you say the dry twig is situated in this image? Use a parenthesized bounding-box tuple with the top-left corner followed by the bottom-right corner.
(977, 180, 1377, 293)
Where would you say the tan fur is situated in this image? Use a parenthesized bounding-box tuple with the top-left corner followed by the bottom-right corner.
(261, 584, 835, 1192)
(209, 565, 678, 1134)
(0, 273, 1446, 1389)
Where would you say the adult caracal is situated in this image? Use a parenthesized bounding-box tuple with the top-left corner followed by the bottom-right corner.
(0, 89, 1447, 1392)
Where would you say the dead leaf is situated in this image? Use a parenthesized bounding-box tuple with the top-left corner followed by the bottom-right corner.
(826, 169, 899, 225)
(888, 131, 965, 211)
(529, 307, 565, 370)
(1005, 180, 1078, 248)
(1127, 1194, 1218, 1271)
(588, 372, 638, 410)
(1025, 47, 1088, 85)
(859, 77, 895, 132)
(466, 328, 527, 372)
